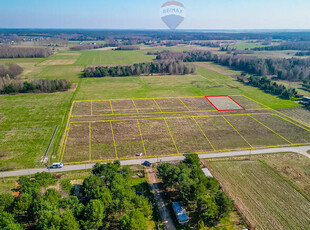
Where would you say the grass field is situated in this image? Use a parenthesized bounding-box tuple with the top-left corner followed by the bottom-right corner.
(207, 155, 310, 230)
(0, 92, 74, 170)
(230, 41, 279, 50)
(74, 65, 299, 109)
(75, 50, 156, 65)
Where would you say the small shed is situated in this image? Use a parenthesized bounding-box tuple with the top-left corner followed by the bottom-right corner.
(172, 202, 189, 225)
(202, 168, 213, 178)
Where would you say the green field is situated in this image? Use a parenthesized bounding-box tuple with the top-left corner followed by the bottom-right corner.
(230, 41, 277, 50)
(208, 156, 310, 230)
(75, 50, 156, 65)
(75, 65, 299, 109)
(0, 92, 74, 170)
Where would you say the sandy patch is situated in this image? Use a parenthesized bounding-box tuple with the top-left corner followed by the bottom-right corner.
(39, 59, 77, 66)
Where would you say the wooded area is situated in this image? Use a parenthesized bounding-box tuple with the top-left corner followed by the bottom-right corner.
(0, 76, 71, 94)
(0, 63, 23, 78)
(157, 154, 234, 228)
(82, 61, 196, 77)
(0, 46, 52, 58)
(0, 162, 154, 230)
(156, 50, 310, 82)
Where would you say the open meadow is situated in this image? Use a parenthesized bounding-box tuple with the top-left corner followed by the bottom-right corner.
(206, 153, 310, 230)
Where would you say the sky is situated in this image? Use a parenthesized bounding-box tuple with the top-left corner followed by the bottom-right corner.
(1, 0, 310, 30)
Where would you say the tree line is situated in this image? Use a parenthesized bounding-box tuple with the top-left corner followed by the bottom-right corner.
(156, 50, 310, 82)
(252, 41, 310, 51)
(82, 61, 196, 78)
(0, 162, 154, 230)
(157, 154, 234, 228)
(0, 63, 23, 78)
(0, 75, 71, 94)
(238, 75, 297, 99)
(0, 46, 52, 58)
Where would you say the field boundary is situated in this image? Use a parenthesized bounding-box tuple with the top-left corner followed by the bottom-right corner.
(59, 95, 310, 164)
(205, 95, 246, 111)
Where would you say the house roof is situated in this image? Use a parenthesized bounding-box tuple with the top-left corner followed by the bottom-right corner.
(172, 202, 189, 222)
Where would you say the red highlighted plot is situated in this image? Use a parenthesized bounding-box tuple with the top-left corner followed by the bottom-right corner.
(205, 95, 245, 111)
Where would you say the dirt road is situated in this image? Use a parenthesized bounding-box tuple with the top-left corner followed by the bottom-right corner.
(146, 167, 176, 230)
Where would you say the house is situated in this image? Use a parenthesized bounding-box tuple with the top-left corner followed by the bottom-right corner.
(172, 202, 189, 225)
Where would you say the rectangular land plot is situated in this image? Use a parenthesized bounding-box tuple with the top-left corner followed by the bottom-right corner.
(206, 96, 245, 111)
(63, 123, 89, 163)
(139, 119, 178, 156)
(112, 120, 144, 159)
(195, 116, 251, 150)
(180, 97, 215, 111)
(251, 114, 310, 144)
(230, 96, 267, 109)
(111, 100, 138, 114)
(71, 101, 91, 116)
(155, 98, 189, 112)
(92, 101, 112, 115)
(224, 115, 289, 147)
(209, 160, 310, 230)
(91, 122, 116, 161)
(133, 99, 161, 113)
(166, 118, 214, 153)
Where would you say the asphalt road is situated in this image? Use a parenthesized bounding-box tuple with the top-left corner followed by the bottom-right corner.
(1, 145, 310, 178)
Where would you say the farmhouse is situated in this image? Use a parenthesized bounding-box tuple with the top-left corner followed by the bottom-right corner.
(172, 202, 189, 225)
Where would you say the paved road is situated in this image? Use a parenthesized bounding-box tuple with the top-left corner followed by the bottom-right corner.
(1, 145, 310, 178)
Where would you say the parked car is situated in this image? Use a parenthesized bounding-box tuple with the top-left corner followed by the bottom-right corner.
(136, 152, 143, 156)
(51, 162, 63, 169)
(142, 161, 152, 167)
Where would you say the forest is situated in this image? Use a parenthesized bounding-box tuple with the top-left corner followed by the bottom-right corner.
(0, 46, 52, 58)
(0, 75, 71, 94)
(0, 162, 154, 230)
(0, 63, 23, 78)
(156, 50, 310, 82)
(238, 75, 297, 99)
(157, 154, 234, 228)
(82, 61, 196, 78)
(252, 41, 310, 51)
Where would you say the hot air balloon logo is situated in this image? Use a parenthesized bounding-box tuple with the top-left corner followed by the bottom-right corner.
(160, 1, 185, 30)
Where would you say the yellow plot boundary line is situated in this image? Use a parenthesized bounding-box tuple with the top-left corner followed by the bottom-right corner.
(137, 120, 147, 156)
(110, 121, 118, 159)
(90, 101, 93, 116)
(242, 95, 310, 130)
(89, 122, 92, 161)
(192, 117, 216, 151)
(109, 100, 114, 114)
(222, 116, 254, 149)
(178, 98, 191, 111)
(70, 107, 269, 118)
(132, 99, 139, 113)
(153, 99, 163, 113)
(164, 118, 180, 155)
(61, 112, 310, 163)
(58, 101, 75, 162)
(63, 142, 310, 165)
(60, 95, 310, 163)
(70, 112, 272, 124)
(248, 115, 292, 144)
(60, 123, 71, 162)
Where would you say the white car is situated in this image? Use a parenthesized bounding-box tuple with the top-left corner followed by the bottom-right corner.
(52, 162, 64, 169)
